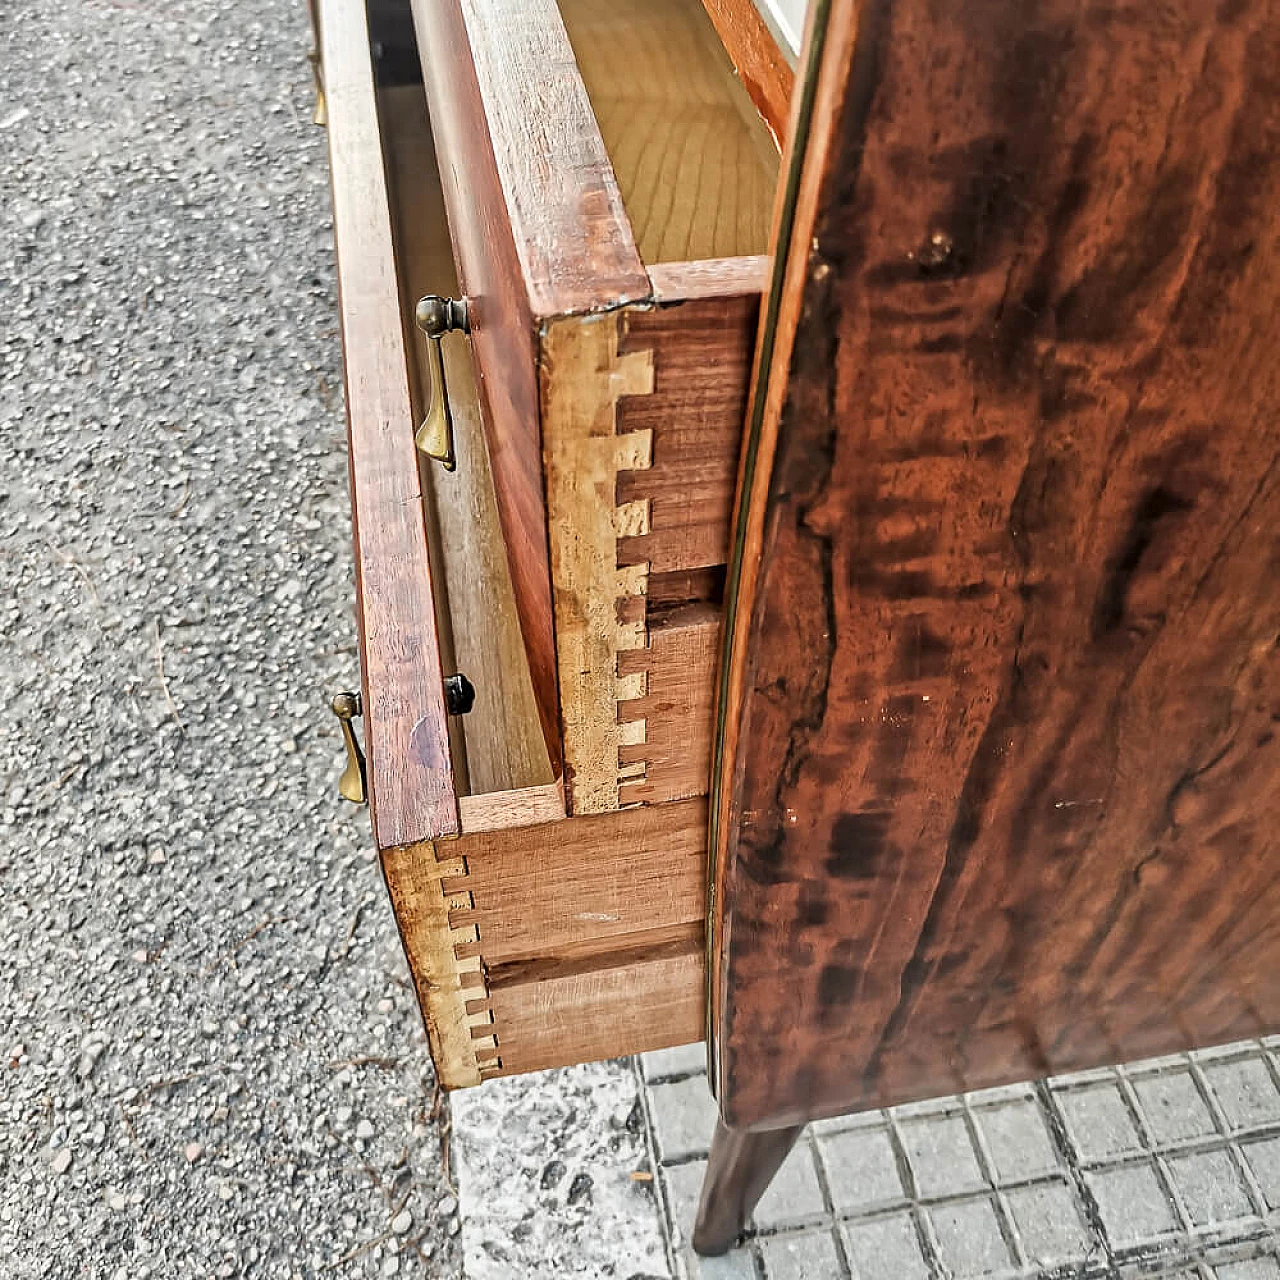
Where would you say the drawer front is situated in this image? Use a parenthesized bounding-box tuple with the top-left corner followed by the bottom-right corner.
(320, 0, 458, 851)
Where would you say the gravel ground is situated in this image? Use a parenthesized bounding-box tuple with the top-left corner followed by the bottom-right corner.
(0, 1, 462, 1275)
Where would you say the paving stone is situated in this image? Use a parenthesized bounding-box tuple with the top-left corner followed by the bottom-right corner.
(1086, 1164, 1179, 1245)
(759, 1230, 847, 1280)
(976, 1098, 1058, 1184)
(752, 1139, 826, 1231)
(1201, 1058, 1280, 1132)
(1131, 1071, 1217, 1144)
(1004, 1179, 1094, 1265)
(812, 1111, 886, 1138)
(1057, 1084, 1145, 1162)
(841, 1212, 931, 1280)
(663, 1159, 707, 1249)
(651, 1076, 719, 1162)
(928, 1196, 1013, 1278)
(964, 1082, 1038, 1109)
(641, 1043, 708, 1083)
(817, 1126, 904, 1216)
(1240, 1136, 1280, 1210)
(1166, 1150, 1255, 1226)
(1215, 1258, 1280, 1280)
(898, 1114, 986, 1199)
(452, 1063, 670, 1280)
(682, 1244, 759, 1280)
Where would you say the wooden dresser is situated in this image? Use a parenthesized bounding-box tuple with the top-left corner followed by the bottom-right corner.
(314, 0, 797, 1087)
(315, 0, 1280, 1150)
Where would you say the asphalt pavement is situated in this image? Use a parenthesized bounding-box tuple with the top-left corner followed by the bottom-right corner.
(0, 2, 461, 1274)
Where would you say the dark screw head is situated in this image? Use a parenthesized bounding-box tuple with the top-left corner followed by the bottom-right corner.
(444, 674, 475, 717)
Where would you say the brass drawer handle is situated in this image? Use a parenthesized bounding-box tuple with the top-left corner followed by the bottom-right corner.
(331, 691, 367, 805)
(414, 296, 470, 471)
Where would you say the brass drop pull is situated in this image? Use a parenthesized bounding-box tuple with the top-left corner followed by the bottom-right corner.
(307, 49, 326, 127)
(414, 296, 470, 471)
(331, 691, 367, 805)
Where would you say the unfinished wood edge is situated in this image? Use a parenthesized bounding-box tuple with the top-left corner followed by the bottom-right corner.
(616, 604, 723, 806)
(380, 839, 502, 1087)
(458, 777, 567, 833)
(647, 256, 771, 302)
(484, 947, 706, 1077)
(541, 311, 656, 815)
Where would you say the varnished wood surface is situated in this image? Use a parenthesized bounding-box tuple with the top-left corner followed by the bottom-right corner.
(712, 0, 1280, 1129)
(380, 84, 555, 799)
(319, 0, 458, 849)
(558, 0, 780, 264)
(697, 0, 796, 142)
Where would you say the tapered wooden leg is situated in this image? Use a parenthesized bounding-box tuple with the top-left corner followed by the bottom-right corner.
(692, 1118, 805, 1256)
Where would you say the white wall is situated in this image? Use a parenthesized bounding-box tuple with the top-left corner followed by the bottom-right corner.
(753, 0, 808, 60)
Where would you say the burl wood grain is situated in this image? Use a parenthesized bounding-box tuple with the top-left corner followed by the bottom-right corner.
(712, 0, 1280, 1129)
(319, 0, 458, 849)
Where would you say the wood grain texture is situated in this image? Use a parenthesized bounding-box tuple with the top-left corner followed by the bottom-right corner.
(391, 798, 708, 1080)
(617, 292, 761, 575)
(319, 0, 458, 849)
(486, 949, 704, 1076)
(412, 0, 649, 319)
(446, 798, 707, 964)
(408, 0, 561, 766)
(381, 840, 486, 1087)
(541, 314, 655, 814)
(713, 0, 1280, 1130)
(558, 0, 780, 264)
(697, 0, 796, 142)
(648, 256, 770, 302)
(457, 780, 565, 833)
(380, 84, 555, 799)
(619, 605, 720, 806)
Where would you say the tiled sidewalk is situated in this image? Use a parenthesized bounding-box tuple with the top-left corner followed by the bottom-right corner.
(640, 1039, 1280, 1280)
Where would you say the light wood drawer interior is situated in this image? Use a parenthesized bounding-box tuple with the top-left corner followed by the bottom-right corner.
(404, 0, 788, 820)
(555, 0, 781, 265)
(378, 83, 558, 824)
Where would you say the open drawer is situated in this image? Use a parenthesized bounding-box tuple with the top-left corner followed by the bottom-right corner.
(409, 0, 797, 818)
(318, 0, 734, 1085)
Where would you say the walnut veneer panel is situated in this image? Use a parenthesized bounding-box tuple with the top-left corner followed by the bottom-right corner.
(712, 0, 1280, 1129)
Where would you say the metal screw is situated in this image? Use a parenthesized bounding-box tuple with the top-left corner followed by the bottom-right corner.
(444, 674, 475, 717)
